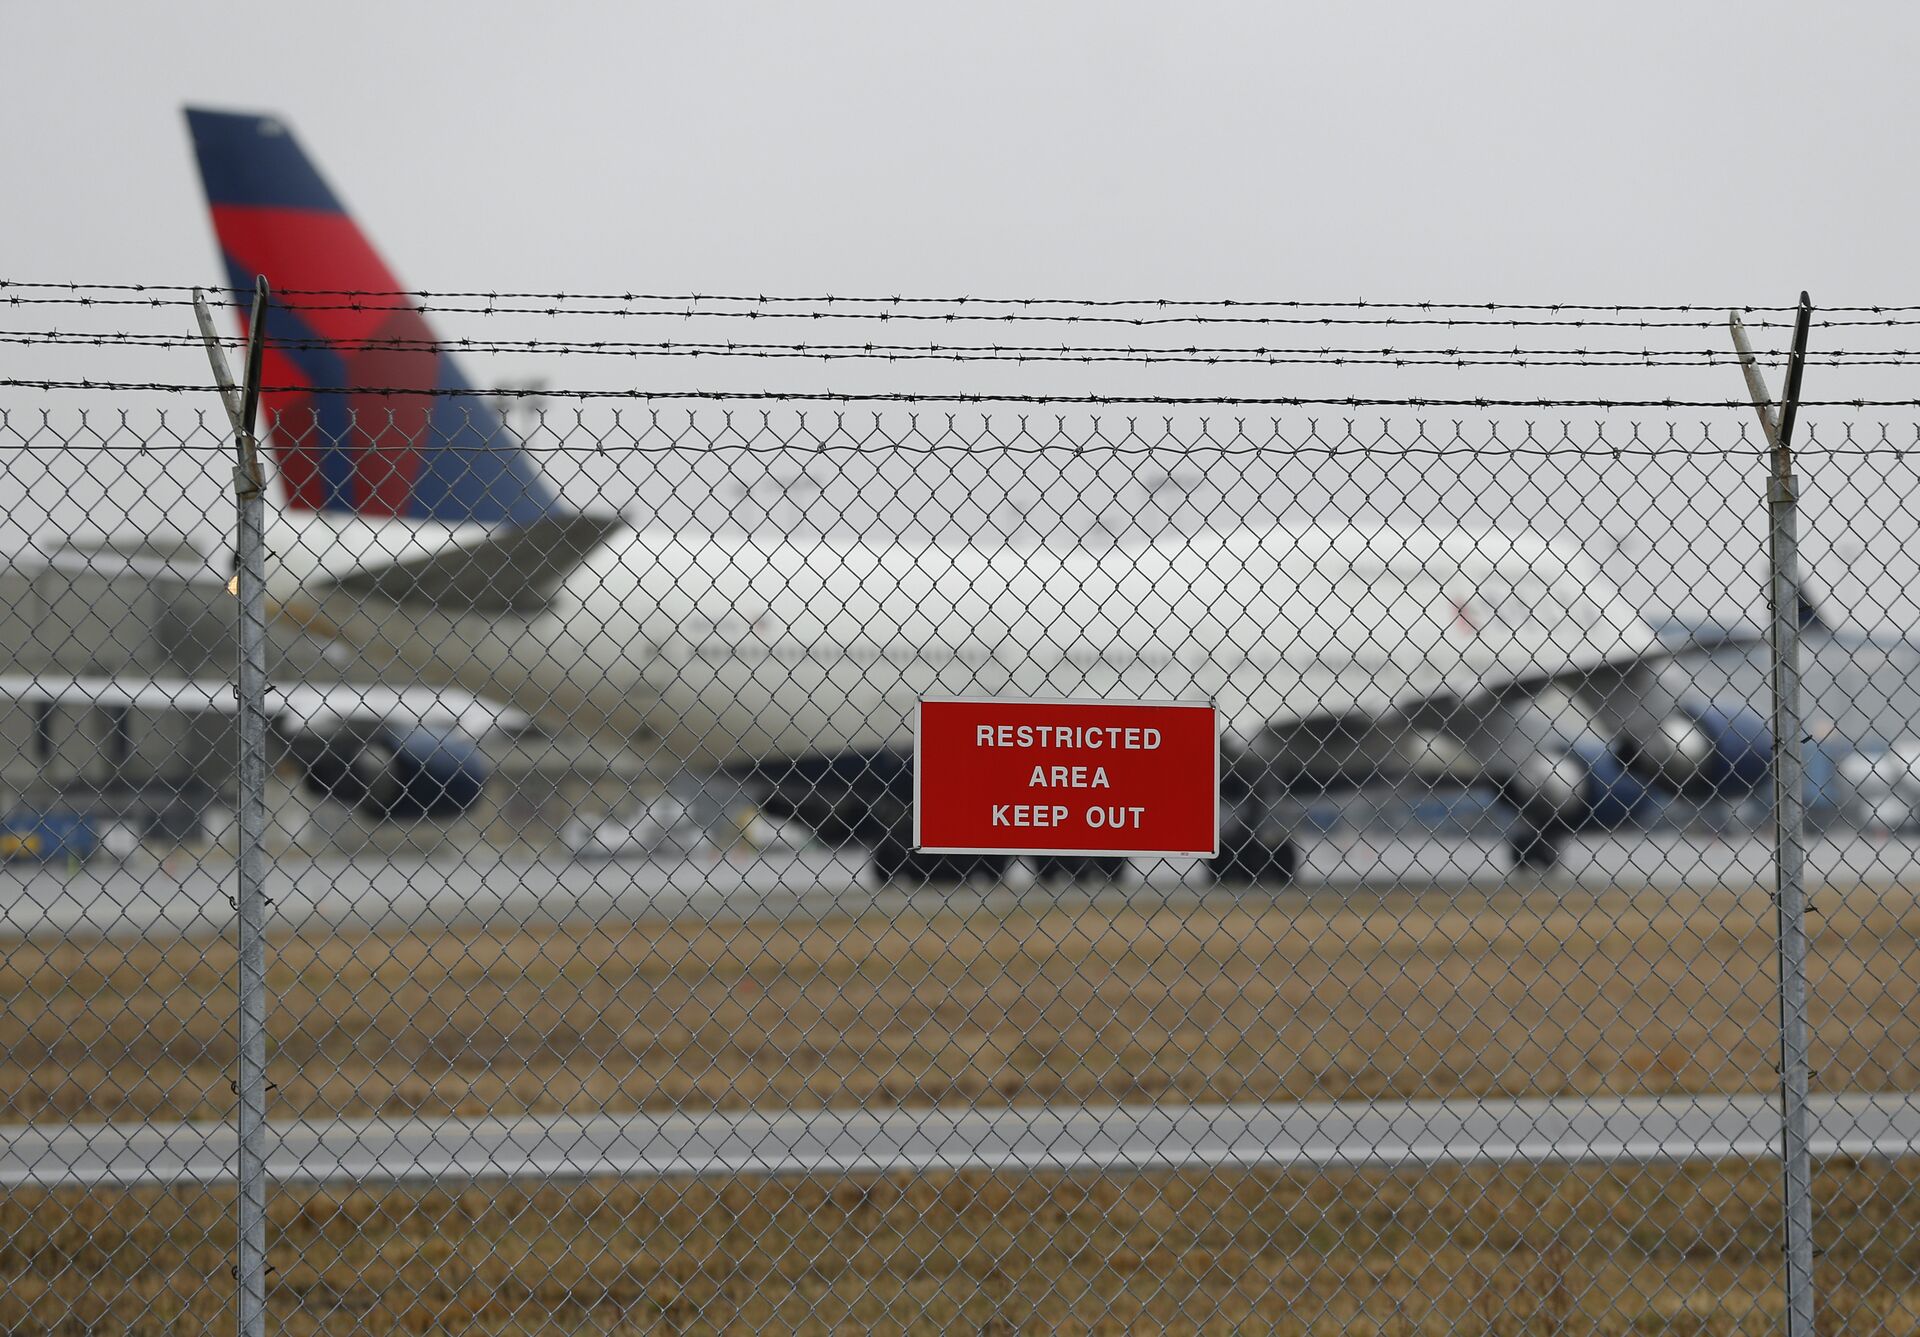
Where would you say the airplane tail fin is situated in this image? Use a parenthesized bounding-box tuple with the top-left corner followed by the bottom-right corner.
(1798, 580, 1827, 633)
(184, 107, 559, 527)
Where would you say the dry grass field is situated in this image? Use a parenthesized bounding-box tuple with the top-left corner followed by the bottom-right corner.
(3, 879, 1920, 1332)
(2, 881, 1918, 1126)
(5, 1159, 1920, 1334)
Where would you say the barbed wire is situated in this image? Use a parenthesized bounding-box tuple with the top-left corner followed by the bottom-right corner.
(0, 291, 1854, 330)
(1, 328, 1892, 367)
(6, 377, 1916, 409)
(0, 280, 1891, 314)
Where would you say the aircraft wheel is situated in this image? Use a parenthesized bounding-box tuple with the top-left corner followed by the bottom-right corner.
(871, 840, 1008, 886)
(1506, 825, 1562, 871)
(868, 838, 931, 885)
(1031, 855, 1128, 887)
(951, 852, 1013, 884)
(1210, 835, 1297, 887)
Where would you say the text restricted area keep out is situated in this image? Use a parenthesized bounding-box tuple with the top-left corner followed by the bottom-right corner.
(913, 697, 1219, 858)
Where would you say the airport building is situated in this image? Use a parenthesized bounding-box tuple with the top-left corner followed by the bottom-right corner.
(0, 535, 641, 862)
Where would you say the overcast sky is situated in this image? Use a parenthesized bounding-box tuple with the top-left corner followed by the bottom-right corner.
(6, 2, 1916, 300)
(6, 2, 1920, 629)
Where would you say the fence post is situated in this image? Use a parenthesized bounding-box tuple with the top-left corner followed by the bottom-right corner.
(194, 278, 273, 1337)
(1731, 295, 1817, 1336)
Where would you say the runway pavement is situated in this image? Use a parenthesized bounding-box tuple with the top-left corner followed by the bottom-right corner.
(5, 1093, 1917, 1189)
(8, 830, 1920, 940)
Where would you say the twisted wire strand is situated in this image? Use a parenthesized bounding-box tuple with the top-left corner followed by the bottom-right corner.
(0, 279, 1893, 313)
(0, 328, 1883, 367)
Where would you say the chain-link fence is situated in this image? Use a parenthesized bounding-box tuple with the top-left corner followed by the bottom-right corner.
(7, 381, 1920, 1334)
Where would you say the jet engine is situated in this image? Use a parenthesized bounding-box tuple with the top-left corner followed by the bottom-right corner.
(1505, 703, 1769, 868)
(290, 723, 490, 820)
(1617, 701, 1772, 799)
(1510, 741, 1656, 836)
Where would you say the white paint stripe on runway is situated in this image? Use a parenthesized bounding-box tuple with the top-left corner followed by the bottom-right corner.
(2, 1094, 1917, 1189)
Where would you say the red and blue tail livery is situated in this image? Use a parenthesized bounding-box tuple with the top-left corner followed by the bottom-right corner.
(185, 108, 558, 526)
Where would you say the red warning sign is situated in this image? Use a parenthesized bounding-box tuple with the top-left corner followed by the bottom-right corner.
(913, 696, 1218, 858)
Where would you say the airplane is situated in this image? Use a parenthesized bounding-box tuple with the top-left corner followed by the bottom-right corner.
(109, 106, 1779, 883)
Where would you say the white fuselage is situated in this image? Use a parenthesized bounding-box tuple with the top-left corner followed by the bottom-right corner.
(261, 516, 1660, 768)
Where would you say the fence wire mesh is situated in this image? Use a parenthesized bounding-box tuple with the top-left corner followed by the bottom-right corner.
(4, 396, 1920, 1334)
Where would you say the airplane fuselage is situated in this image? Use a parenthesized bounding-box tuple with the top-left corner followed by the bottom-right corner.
(261, 515, 1662, 772)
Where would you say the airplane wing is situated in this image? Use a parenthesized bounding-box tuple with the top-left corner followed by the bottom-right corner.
(1251, 637, 1769, 817)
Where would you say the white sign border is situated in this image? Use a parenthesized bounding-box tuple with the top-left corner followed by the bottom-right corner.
(911, 694, 1220, 859)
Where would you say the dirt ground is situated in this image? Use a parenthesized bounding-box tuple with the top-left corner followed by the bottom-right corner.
(4, 879, 1920, 1332)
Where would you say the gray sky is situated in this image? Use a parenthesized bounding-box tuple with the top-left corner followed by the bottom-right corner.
(6, 2, 1920, 631)
(8, 2, 1917, 301)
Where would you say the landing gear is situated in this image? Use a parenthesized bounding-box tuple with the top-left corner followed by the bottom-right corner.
(869, 838, 1010, 887)
(868, 842, 1129, 888)
(1030, 855, 1128, 887)
(1505, 824, 1562, 871)
(1210, 762, 1299, 889)
(1210, 831, 1298, 887)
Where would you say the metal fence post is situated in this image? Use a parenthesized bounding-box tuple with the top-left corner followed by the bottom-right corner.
(194, 278, 273, 1337)
(1769, 294, 1817, 1337)
(1732, 295, 1817, 1336)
